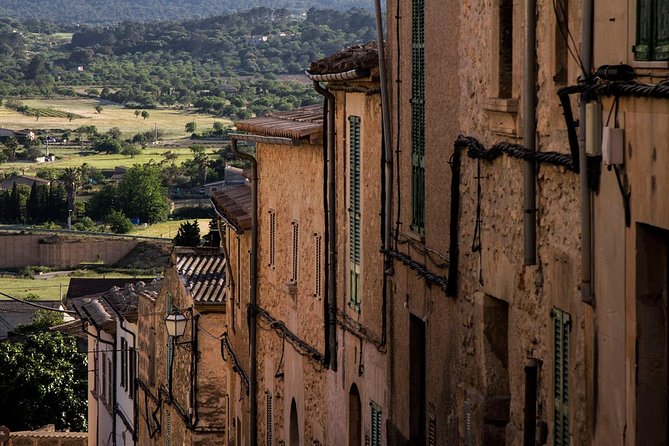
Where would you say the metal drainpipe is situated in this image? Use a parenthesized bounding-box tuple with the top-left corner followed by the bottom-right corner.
(579, 0, 594, 304)
(523, 0, 537, 266)
(313, 80, 338, 371)
(375, 0, 393, 347)
(230, 137, 258, 446)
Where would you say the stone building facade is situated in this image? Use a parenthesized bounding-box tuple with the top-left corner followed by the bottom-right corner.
(136, 247, 227, 446)
(385, 0, 587, 444)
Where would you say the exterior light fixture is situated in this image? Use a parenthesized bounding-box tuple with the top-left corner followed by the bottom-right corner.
(165, 311, 188, 338)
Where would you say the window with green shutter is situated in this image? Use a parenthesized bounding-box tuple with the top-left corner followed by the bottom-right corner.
(635, 0, 669, 60)
(370, 401, 382, 446)
(411, 0, 425, 233)
(552, 308, 571, 446)
(349, 115, 361, 311)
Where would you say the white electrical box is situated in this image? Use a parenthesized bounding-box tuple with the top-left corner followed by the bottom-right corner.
(602, 127, 624, 165)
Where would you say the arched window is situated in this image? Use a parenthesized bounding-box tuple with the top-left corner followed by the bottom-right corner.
(348, 384, 362, 446)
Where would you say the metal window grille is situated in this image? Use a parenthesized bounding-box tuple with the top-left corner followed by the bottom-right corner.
(314, 233, 322, 299)
(269, 210, 276, 269)
(291, 221, 299, 283)
(552, 308, 571, 446)
(370, 401, 382, 446)
(349, 115, 362, 311)
(635, 0, 669, 60)
(411, 0, 425, 233)
(266, 392, 273, 446)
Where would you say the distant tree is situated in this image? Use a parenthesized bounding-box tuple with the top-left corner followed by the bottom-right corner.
(174, 220, 201, 246)
(4, 138, 18, 160)
(87, 184, 118, 220)
(7, 182, 21, 223)
(185, 121, 197, 133)
(120, 144, 142, 158)
(0, 331, 87, 432)
(116, 164, 170, 223)
(94, 105, 103, 113)
(190, 145, 209, 186)
(106, 127, 122, 140)
(141, 110, 149, 120)
(67, 113, 75, 122)
(134, 110, 141, 118)
(26, 181, 40, 223)
(106, 210, 133, 234)
(59, 167, 82, 212)
(162, 150, 178, 162)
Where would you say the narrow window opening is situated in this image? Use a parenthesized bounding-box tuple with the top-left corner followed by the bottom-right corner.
(411, 0, 425, 233)
(349, 115, 362, 311)
(349, 384, 361, 446)
(370, 401, 382, 446)
(410, 314, 426, 445)
(484, 295, 510, 445)
(290, 398, 299, 446)
(498, 0, 513, 98)
(554, 0, 569, 84)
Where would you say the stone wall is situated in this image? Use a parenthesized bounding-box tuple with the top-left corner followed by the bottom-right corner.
(0, 234, 140, 269)
(386, 0, 589, 444)
(255, 139, 327, 444)
(8, 431, 87, 446)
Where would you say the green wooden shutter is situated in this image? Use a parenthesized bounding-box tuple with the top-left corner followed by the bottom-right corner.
(411, 0, 425, 233)
(654, 0, 669, 60)
(636, 0, 654, 60)
(553, 308, 571, 446)
(371, 402, 382, 446)
(349, 116, 361, 311)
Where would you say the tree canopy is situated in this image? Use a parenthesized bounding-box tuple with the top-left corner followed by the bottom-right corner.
(0, 331, 87, 432)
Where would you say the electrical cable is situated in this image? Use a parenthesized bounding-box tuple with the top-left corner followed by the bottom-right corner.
(552, 0, 586, 77)
(0, 291, 76, 314)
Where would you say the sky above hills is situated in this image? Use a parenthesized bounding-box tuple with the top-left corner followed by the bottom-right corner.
(0, 0, 370, 24)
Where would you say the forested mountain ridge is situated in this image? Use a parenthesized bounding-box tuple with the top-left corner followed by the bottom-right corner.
(0, 0, 366, 24)
(0, 8, 376, 119)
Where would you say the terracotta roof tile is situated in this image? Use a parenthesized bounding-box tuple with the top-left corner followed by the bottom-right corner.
(211, 185, 252, 233)
(234, 104, 322, 141)
(176, 250, 227, 304)
(308, 42, 379, 75)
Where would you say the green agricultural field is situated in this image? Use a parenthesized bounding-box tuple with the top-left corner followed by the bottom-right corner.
(0, 270, 140, 300)
(0, 98, 229, 138)
(130, 218, 210, 239)
(0, 146, 218, 173)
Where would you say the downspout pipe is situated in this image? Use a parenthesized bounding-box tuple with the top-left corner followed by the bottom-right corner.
(312, 80, 338, 371)
(230, 137, 258, 446)
(523, 0, 537, 266)
(375, 0, 393, 347)
(580, 0, 594, 304)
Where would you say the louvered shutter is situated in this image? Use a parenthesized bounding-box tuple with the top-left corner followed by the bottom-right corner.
(266, 393, 273, 446)
(553, 308, 571, 446)
(655, 0, 669, 59)
(371, 402, 382, 446)
(636, 0, 653, 59)
(349, 116, 361, 311)
(411, 0, 425, 232)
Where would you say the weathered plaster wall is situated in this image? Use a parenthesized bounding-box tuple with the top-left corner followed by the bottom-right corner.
(386, 0, 589, 444)
(255, 140, 326, 444)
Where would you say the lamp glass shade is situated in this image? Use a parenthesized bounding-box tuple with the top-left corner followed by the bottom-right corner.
(165, 312, 187, 337)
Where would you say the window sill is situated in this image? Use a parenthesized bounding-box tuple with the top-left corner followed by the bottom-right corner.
(483, 98, 519, 136)
(631, 60, 669, 69)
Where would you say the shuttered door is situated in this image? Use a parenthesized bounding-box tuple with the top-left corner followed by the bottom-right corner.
(349, 116, 361, 311)
(552, 308, 571, 446)
(411, 0, 425, 233)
